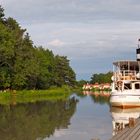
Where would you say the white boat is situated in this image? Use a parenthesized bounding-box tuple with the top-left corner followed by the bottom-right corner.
(110, 44, 140, 108)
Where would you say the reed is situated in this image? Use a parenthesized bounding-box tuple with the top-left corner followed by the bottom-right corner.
(0, 86, 71, 105)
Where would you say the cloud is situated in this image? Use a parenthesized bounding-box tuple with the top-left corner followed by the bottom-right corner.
(2, 0, 140, 24)
(53, 129, 67, 138)
(2, 0, 140, 80)
(43, 20, 140, 58)
(47, 39, 65, 47)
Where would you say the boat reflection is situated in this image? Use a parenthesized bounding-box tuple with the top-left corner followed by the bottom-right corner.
(110, 107, 140, 136)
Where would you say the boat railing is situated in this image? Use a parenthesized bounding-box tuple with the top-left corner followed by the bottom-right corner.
(114, 70, 138, 81)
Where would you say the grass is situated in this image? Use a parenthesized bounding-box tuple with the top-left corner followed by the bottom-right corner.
(0, 86, 71, 105)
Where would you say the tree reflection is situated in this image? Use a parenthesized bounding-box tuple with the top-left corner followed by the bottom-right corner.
(0, 97, 78, 140)
(89, 91, 110, 105)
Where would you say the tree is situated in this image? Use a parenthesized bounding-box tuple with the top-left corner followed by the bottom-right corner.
(12, 33, 39, 89)
(90, 71, 112, 84)
(0, 21, 15, 89)
(0, 5, 5, 21)
(35, 47, 55, 89)
(76, 80, 88, 87)
(0, 6, 76, 90)
(53, 56, 76, 87)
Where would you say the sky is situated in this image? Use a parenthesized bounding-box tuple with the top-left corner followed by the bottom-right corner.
(1, 0, 140, 80)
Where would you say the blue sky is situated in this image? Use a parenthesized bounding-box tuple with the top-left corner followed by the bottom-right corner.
(1, 0, 140, 80)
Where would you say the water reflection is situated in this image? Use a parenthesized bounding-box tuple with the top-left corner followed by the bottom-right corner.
(110, 107, 140, 136)
(82, 91, 110, 105)
(0, 97, 78, 140)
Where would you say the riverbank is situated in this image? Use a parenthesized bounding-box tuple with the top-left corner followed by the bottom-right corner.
(0, 86, 71, 105)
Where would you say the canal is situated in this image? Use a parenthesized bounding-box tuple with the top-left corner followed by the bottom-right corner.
(47, 92, 112, 140)
(0, 91, 113, 140)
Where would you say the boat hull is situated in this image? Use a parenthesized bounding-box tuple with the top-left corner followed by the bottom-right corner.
(110, 91, 140, 108)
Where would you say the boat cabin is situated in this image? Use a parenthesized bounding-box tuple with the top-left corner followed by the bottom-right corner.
(112, 60, 140, 91)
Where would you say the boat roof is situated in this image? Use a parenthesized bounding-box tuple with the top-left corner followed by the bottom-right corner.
(113, 60, 139, 67)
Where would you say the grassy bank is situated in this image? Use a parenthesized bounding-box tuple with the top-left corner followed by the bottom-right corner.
(0, 86, 71, 105)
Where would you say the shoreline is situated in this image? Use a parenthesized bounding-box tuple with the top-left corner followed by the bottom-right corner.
(0, 86, 71, 105)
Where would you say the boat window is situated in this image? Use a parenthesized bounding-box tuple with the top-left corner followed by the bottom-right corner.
(124, 83, 131, 90)
(135, 83, 140, 89)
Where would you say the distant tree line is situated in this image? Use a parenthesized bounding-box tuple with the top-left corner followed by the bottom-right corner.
(0, 6, 76, 90)
(76, 72, 113, 87)
(90, 71, 112, 84)
(76, 80, 88, 87)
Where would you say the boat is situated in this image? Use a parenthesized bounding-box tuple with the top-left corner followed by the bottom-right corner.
(110, 40, 140, 108)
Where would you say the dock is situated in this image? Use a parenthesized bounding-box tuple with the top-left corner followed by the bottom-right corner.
(110, 117, 140, 140)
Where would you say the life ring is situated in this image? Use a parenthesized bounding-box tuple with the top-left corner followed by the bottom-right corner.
(117, 81, 122, 84)
(117, 81, 123, 87)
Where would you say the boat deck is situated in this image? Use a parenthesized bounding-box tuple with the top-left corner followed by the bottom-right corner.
(110, 117, 140, 140)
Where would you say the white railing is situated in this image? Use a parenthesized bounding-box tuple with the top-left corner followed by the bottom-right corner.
(114, 70, 138, 81)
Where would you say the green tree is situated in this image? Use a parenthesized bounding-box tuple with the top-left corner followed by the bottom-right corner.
(76, 80, 88, 87)
(53, 56, 76, 87)
(35, 47, 55, 89)
(0, 5, 5, 21)
(90, 71, 112, 84)
(0, 6, 76, 90)
(0, 20, 15, 89)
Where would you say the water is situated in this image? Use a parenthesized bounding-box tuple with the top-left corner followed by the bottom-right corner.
(46, 92, 112, 140)
(0, 91, 113, 140)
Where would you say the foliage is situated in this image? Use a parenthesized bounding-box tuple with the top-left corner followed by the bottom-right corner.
(0, 5, 4, 21)
(76, 79, 88, 87)
(0, 86, 71, 105)
(0, 6, 76, 90)
(53, 55, 76, 87)
(90, 71, 113, 84)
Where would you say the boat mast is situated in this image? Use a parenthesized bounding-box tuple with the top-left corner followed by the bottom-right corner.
(136, 39, 140, 73)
